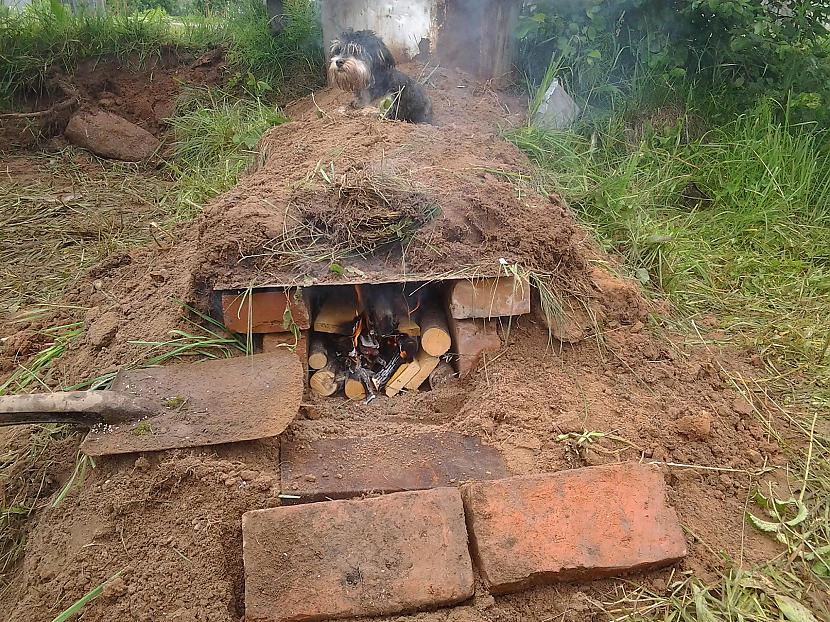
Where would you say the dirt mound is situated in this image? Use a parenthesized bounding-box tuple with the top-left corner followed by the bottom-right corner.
(204, 68, 589, 291)
(0, 45, 225, 149)
(0, 65, 789, 621)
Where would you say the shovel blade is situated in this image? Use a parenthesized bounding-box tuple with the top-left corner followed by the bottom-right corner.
(81, 351, 303, 456)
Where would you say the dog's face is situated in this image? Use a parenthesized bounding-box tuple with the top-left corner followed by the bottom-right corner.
(328, 30, 395, 92)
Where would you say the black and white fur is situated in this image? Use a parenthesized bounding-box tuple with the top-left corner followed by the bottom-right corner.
(328, 29, 433, 124)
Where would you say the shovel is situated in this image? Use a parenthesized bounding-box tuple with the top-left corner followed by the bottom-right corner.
(0, 351, 303, 456)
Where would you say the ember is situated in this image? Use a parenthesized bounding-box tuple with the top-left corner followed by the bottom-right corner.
(308, 283, 451, 401)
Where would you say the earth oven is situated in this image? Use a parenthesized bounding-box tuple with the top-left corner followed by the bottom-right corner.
(214, 275, 530, 401)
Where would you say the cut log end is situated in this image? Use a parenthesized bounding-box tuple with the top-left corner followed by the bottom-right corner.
(344, 377, 366, 401)
(310, 366, 338, 398)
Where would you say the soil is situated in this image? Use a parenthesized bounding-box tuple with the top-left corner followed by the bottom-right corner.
(0, 56, 799, 621)
(0, 45, 226, 150)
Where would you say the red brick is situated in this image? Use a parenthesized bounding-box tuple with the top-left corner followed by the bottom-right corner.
(447, 318, 501, 378)
(462, 463, 687, 593)
(242, 488, 474, 622)
(448, 276, 530, 319)
(280, 432, 508, 501)
(221, 289, 310, 334)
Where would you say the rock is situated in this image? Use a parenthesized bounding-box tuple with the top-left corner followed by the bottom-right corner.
(675, 412, 713, 441)
(732, 397, 753, 416)
(87, 311, 119, 349)
(533, 78, 580, 130)
(65, 111, 160, 161)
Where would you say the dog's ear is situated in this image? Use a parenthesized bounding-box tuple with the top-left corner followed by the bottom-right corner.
(374, 38, 396, 70)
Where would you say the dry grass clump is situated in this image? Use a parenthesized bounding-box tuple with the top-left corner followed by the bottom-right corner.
(0, 150, 172, 318)
(292, 167, 440, 258)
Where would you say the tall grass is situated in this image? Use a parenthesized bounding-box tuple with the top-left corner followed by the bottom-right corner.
(513, 101, 830, 393)
(514, 86, 830, 619)
(0, 0, 323, 107)
(164, 86, 288, 220)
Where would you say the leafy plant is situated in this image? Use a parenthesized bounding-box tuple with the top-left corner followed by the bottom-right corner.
(517, 0, 830, 123)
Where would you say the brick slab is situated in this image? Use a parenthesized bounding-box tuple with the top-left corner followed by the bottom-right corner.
(448, 276, 530, 319)
(221, 289, 310, 334)
(281, 432, 508, 501)
(242, 488, 475, 622)
(448, 318, 502, 378)
(463, 463, 687, 594)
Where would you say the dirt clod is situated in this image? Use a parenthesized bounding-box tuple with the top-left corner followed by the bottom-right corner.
(65, 110, 160, 161)
(675, 412, 714, 441)
(87, 311, 120, 349)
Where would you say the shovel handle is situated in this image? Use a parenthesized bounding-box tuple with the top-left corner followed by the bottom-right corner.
(0, 391, 157, 427)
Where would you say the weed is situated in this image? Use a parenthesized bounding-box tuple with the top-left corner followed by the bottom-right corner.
(0, 323, 83, 396)
(50, 570, 123, 622)
(163, 395, 185, 409)
(131, 420, 153, 436)
(52, 452, 95, 508)
(0, 0, 323, 107)
(516, 72, 830, 621)
(164, 87, 287, 220)
(0, 150, 172, 315)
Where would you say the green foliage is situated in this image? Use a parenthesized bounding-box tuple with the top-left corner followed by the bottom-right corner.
(511, 99, 830, 388)
(0, 0, 323, 107)
(518, 0, 830, 121)
(164, 87, 287, 219)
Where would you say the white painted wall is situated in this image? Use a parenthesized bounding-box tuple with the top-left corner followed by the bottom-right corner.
(320, 0, 436, 60)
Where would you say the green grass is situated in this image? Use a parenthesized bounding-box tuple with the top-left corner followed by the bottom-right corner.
(0, 0, 323, 108)
(513, 91, 830, 620)
(163, 87, 288, 220)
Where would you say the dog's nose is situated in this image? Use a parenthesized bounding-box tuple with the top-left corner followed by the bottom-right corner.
(335, 58, 345, 69)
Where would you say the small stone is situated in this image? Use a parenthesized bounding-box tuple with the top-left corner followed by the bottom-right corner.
(675, 412, 713, 441)
(746, 449, 764, 466)
(87, 311, 119, 349)
(732, 397, 753, 416)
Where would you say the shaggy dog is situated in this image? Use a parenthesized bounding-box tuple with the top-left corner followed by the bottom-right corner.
(328, 29, 433, 124)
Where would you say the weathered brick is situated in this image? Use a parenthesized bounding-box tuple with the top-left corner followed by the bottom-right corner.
(447, 318, 501, 378)
(448, 276, 530, 319)
(280, 432, 508, 501)
(463, 463, 687, 593)
(221, 289, 310, 334)
(242, 488, 475, 622)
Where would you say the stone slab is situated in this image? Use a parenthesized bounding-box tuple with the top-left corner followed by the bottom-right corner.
(462, 462, 687, 594)
(242, 488, 475, 622)
(280, 432, 508, 501)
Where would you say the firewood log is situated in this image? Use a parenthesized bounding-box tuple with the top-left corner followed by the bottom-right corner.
(419, 304, 452, 356)
(310, 363, 339, 398)
(307, 338, 329, 370)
